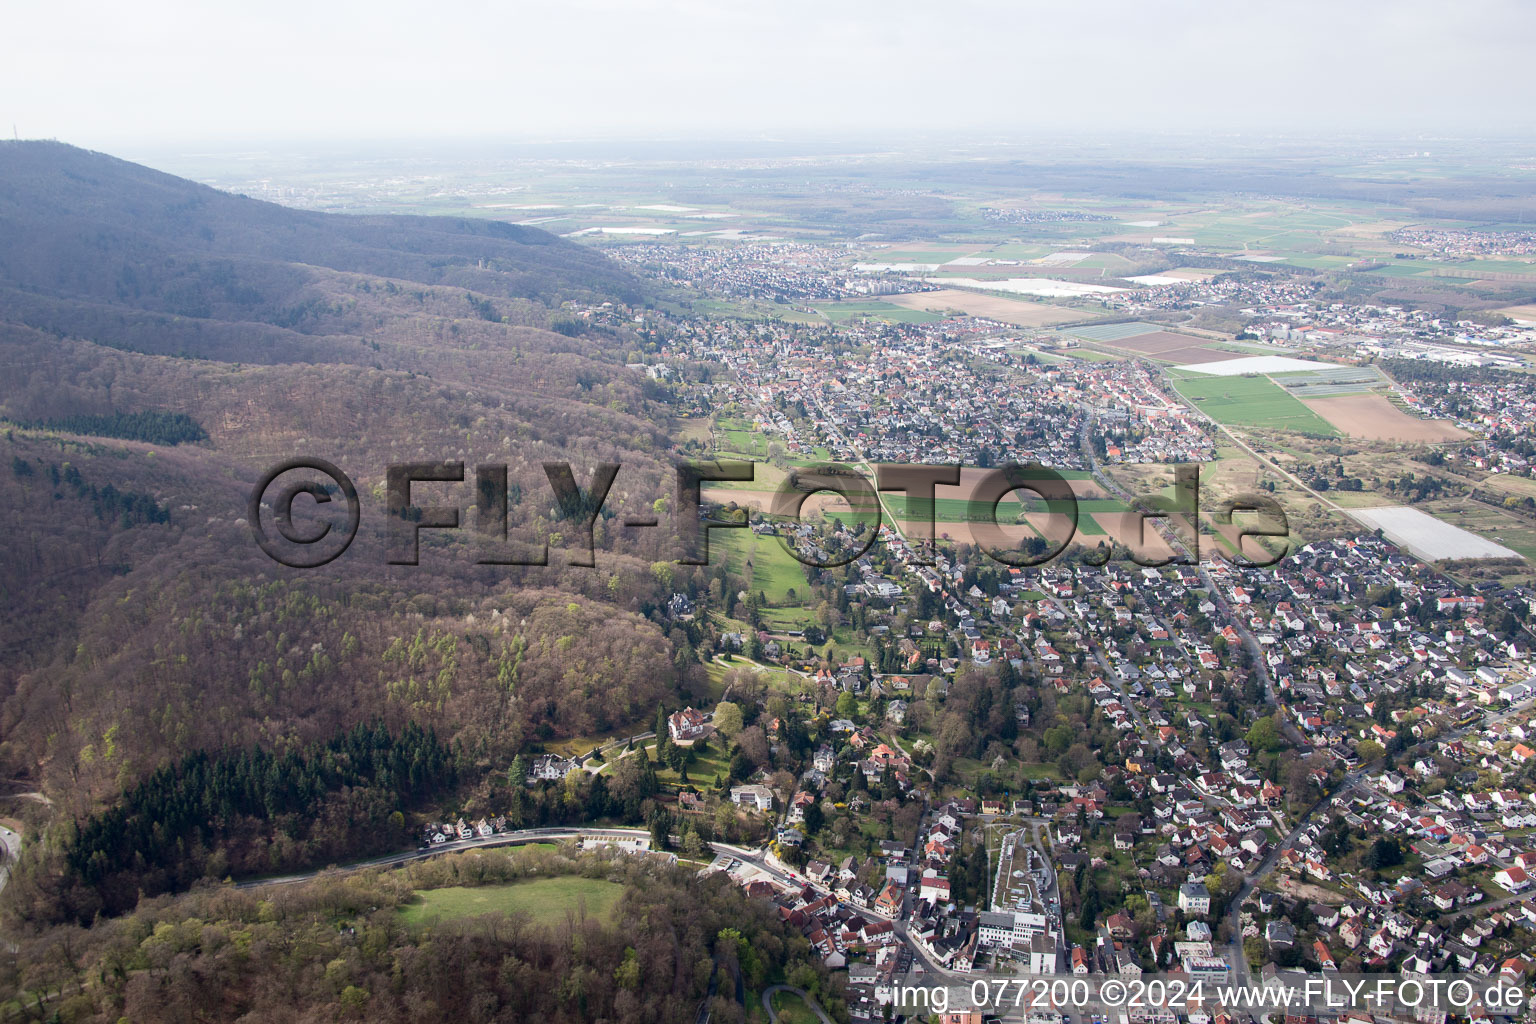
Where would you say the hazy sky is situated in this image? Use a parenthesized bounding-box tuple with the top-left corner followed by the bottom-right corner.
(5, 0, 1534, 149)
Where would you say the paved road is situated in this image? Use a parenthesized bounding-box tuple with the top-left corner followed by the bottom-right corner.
(0, 825, 19, 879)
(577, 731, 656, 774)
(1082, 413, 1304, 755)
(234, 826, 655, 888)
(0, 825, 21, 953)
(762, 984, 834, 1024)
(1220, 774, 1353, 984)
(0, 824, 21, 904)
(1215, 693, 1536, 976)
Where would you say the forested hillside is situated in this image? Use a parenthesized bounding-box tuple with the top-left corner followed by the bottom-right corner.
(0, 143, 708, 928)
(0, 846, 842, 1024)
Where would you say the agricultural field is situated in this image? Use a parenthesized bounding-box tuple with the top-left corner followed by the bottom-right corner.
(399, 877, 625, 929)
(811, 299, 945, 324)
(972, 242, 1056, 260)
(885, 288, 1089, 327)
(1058, 346, 1125, 362)
(1363, 263, 1438, 279)
(880, 494, 1125, 525)
(1437, 259, 1536, 278)
(1158, 267, 1218, 282)
(1408, 499, 1536, 562)
(703, 489, 882, 529)
(875, 467, 1110, 518)
(1105, 444, 1334, 548)
(1062, 321, 1235, 363)
(1268, 364, 1390, 399)
(1004, 345, 1071, 364)
(689, 298, 823, 323)
(1066, 321, 1168, 343)
(1109, 330, 1232, 364)
(855, 245, 990, 264)
(1494, 303, 1536, 323)
(1301, 393, 1469, 442)
(1071, 252, 1137, 270)
(1181, 355, 1344, 377)
(1345, 504, 1525, 561)
(702, 461, 790, 494)
(1170, 373, 1340, 436)
(677, 416, 713, 444)
(926, 276, 1126, 298)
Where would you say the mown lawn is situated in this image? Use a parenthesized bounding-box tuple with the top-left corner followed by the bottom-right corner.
(647, 743, 730, 789)
(771, 989, 824, 1024)
(710, 528, 812, 604)
(400, 876, 625, 928)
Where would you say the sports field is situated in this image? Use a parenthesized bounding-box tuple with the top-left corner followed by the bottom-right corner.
(400, 877, 625, 928)
(1171, 374, 1339, 435)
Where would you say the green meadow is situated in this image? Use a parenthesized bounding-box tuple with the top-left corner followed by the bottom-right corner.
(400, 877, 625, 929)
(1171, 374, 1338, 435)
(813, 300, 946, 324)
(708, 527, 812, 604)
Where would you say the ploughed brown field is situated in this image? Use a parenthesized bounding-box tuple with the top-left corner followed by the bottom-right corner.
(1300, 393, 1469, 442)
(1494, 303, 1536, 322)
(1097, 330, 1232, 363)
(1160, 267, 1218, 282)
(886, 289, 1084, 327)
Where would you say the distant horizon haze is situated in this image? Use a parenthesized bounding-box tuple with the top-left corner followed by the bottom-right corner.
(4, 0, 1534, 152)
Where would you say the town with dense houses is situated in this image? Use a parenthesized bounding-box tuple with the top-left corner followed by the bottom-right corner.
(14, 9, 1536, 1021)
(437, 238, 1536, 1022)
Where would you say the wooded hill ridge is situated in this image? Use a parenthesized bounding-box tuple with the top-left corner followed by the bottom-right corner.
(0, 141, 643, 359)
(0, 143, 708, 930)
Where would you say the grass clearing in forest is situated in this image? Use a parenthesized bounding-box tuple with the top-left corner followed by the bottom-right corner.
(400, 877, 625, 929)
(709, 527, 812, 604)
